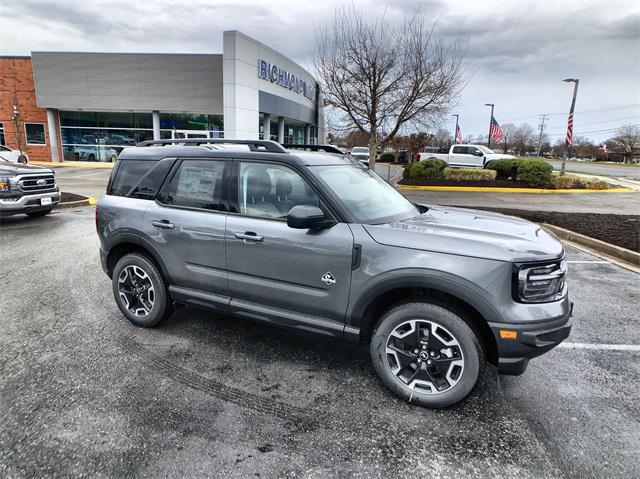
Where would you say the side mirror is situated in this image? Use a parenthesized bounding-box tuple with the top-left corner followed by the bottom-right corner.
(287, 205, 335, 229)
(473, 150, 483, 157)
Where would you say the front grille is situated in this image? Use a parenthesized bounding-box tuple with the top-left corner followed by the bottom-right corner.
(17, 174, 56, 194)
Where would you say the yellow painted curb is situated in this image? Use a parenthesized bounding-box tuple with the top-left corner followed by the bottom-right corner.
(30, 161, 114, 169)
(397, 185, 636, 194)
(88, 196, 97, 205)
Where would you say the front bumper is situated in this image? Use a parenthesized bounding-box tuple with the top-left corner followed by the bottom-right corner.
(489, 301, 573, 375)
(0, 191, 61, 216)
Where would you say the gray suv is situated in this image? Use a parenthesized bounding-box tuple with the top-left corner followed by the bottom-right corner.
(97, 139, 572, 408)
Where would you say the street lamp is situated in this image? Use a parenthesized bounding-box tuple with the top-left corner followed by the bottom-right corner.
(561, 78, 579, 175)
(484, 103, 494, 147)
(452, 114, 459, 144)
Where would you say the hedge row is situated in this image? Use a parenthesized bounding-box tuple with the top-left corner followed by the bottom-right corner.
(485, 158, 553, 187)
(402, 160, 497, 181)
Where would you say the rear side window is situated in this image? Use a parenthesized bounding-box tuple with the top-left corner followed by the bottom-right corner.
(452, 146, 466, 154)
(108, 160, 154, 196)
(162, 160, 228, 211)
(130, 158, 175, 199)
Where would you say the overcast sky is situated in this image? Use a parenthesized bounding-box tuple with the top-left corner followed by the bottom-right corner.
(1, 0, 639, 143)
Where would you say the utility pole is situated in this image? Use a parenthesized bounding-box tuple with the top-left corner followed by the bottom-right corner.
(484, 103, 495, 147)
(536, 114, 548, 157)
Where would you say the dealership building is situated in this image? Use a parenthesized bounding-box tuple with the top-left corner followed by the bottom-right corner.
(0, 30, 325, 163)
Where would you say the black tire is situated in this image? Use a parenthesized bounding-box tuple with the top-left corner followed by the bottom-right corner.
(26, 208, 53, 218)
(370, 301, 483, 408)
(88, 153, 96, 161)
(112, 253, 171, 327)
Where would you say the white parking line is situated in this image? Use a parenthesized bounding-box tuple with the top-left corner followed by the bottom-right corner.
(567, 260, 610, 264)
(559, 342, 640, 352)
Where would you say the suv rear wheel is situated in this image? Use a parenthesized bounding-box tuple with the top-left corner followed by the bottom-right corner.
(370, 302, 483, 408)
(112, 253, 171, 327)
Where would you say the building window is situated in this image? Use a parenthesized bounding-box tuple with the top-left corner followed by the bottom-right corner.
(25, 123, 46, 145)
(0, 123, 4, 145)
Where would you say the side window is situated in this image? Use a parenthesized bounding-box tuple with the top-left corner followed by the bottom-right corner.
(452, 146, 465, 154)
(129, 158, 175, 199)
(469, 147, 480, 156)
(238, 162, 320, 220)
(109, 160, 156, 196)
(163, 160, 227, 211)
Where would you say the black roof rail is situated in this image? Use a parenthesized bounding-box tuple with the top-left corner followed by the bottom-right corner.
(283, 144, 345, 155)
(135, 138, 288, 153)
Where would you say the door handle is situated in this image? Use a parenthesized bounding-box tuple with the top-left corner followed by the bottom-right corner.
(234, 231, 264, 242)
(152, 220, 175, 229)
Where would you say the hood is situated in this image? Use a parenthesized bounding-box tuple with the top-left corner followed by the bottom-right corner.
(363, 205, 564, 263)
(486, 153, 516, 160)
(0, 161, 53, 177)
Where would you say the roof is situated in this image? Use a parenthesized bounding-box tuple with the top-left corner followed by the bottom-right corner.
(118, 145, 351, 167)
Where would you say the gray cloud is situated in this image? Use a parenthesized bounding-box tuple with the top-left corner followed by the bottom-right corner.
(0, 0, 638, 141)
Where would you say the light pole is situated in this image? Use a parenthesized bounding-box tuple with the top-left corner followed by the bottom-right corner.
(561, 78, 579, 175)
(452, 114, 459, 144)
(484, 103, 494, 147)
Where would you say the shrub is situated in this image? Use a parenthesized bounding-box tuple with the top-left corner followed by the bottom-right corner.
(444, 167, 497, 181)
(378, 150, 395, 162)
(553, 175, 585, 189)
(516, 159, 553, 187)
(485, 159, 521, 179)
(402, 163, 413, 179)
(410, 158, 447, 179)
(584, 179, 610, 190)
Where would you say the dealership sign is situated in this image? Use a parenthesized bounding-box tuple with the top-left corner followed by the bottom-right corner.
(258, 59, 315, 101)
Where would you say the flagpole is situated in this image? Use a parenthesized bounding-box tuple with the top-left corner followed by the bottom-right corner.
(484, 103, 495, 147)
(452, 114, 459, 144)
(561, 78, 579, 175)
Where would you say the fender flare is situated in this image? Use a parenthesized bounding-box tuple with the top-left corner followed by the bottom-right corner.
(105, 231, 172, 282)
(346, 269, 503, 331)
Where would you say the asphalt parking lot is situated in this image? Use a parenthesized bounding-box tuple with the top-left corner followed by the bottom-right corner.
(1, 206, 639, 478)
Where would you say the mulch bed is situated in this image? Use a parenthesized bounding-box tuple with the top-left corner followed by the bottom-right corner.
(400, 179, 538, 188)
(462, 207, 640, 252)
(60, 192, 88, 203)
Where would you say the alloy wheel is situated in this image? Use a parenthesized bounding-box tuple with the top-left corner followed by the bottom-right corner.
(118, 265, 155, 317)
(385, 319, 464, 394)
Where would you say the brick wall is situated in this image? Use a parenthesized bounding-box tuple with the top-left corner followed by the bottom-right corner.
(0, 57, 60, 162)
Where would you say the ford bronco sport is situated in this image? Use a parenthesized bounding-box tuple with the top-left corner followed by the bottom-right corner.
(97, 139, 572, 408)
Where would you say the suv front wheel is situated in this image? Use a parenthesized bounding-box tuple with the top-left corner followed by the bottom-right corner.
(370, 302, 483, 408)
(112, 253, 171, 327)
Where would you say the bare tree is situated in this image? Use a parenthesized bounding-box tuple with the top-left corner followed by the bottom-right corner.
(572, 136, 595, 159)
(11, 92, 27, 162)
(314, 7, 466, 168)
(499, 123, 516, 154)
(511, 124, 536, 156)
(613, 124, 640, 163)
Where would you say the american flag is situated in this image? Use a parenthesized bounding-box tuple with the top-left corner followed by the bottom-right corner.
(490, 116, 503, 143)
(565, 113, 574, 146)
(455, 124, 463, 143)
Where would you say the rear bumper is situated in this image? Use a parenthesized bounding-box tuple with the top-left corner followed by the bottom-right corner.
(490, 301, 573, 375)
(0, 191, 61, 216)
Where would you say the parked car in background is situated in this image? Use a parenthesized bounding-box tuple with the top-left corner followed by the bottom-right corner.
(73, 144, 119, 162)
(0, 161, 60, 217)
(350, 146, 370, 166)
(419, 144, 515, 168)
(0, 145, 29, 164)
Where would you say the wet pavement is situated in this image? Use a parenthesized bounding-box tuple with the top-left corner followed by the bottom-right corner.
(1, 207, 639, 478)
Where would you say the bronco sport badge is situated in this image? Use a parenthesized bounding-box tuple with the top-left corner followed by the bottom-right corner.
(321, 272, 336, 285)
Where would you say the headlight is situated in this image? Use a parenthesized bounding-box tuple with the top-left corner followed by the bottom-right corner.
(513, 259, 567, 303)
(0, 177, 11, 193)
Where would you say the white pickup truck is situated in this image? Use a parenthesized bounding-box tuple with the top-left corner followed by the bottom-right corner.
(418, 144, 515, 168)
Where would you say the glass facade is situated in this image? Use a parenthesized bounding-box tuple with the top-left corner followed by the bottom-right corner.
(60, 111, 224, 162)
(258, 116, 316, 144)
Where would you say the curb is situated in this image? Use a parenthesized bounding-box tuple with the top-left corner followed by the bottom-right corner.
(58, 195, 97, 209)
(542, 223, 640, 268)
(397, 185, 636, 193)
(31, 161, 114, 169)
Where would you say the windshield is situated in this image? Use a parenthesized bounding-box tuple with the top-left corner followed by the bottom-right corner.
(477, 146, 495, 154)
(351, 147, 369, 154)
(312, 165, 419, 224)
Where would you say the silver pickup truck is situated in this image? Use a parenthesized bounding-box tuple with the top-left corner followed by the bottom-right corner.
(0, 161, 60, 217)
